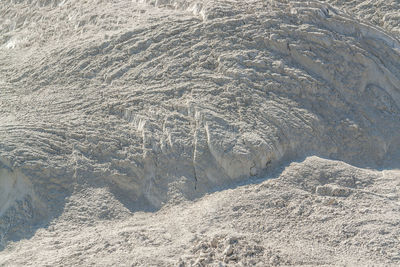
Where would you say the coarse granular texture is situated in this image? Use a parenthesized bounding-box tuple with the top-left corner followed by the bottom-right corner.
(0, 0, 399, 265)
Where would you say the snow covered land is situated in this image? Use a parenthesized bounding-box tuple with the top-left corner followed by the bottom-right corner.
(0, 0, 400, 265)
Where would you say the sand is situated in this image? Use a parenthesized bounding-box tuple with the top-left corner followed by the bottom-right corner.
(0, 0, 399, 266)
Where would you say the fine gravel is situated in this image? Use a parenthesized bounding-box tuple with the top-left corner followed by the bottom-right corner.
(1, 0, 400, 266)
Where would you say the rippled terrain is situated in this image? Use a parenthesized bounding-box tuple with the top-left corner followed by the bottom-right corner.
(1, 0, 399, 265)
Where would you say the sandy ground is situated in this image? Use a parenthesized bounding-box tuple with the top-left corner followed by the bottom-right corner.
(1, 157, 400, 266)
(1, 0, 400, 266)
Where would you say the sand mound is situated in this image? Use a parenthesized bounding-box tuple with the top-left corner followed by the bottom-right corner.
(0, 0, 399, 265)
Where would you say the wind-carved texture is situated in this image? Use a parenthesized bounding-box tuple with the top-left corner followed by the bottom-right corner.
(324, 0, 400, 38)
(0, 0, 400, 249)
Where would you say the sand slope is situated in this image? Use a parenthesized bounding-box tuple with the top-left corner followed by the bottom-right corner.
(0, 0, 399, 265)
